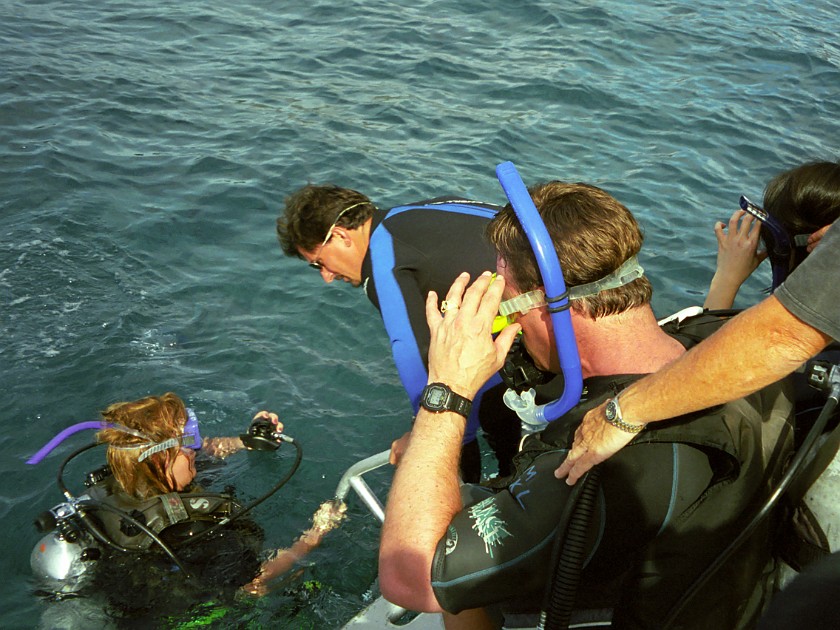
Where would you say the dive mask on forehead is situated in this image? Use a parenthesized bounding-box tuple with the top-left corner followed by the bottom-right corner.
(739, 195, 810, 289)
(109, 407, 203, 462)
(26, 408, 203, 465)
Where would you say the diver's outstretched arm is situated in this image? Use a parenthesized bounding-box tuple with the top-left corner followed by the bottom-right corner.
(241, 499, 347, 597)
(202, 411, 283, 458)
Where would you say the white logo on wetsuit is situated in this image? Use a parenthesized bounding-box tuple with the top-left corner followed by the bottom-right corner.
(189, 498, 210, 510)
(469, 497, 511, 559)
(445, 525, 459, 555)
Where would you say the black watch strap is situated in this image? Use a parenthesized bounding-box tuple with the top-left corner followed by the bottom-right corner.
(420, 382, 473, 418)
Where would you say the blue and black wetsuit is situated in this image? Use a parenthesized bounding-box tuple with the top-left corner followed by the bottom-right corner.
(431, 323, 795, 629)
(360, 197, 520, 480)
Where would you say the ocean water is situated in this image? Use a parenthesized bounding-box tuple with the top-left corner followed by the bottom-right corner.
(2, 0, 838, 627)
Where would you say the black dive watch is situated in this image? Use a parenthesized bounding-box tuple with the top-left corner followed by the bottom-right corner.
(420, 382, 473, 418)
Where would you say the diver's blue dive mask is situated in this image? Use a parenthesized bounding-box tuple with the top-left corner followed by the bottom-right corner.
(27, 408, 203, 465)
(739, 195, 810, 290)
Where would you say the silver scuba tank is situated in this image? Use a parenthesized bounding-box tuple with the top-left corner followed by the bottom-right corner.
(31, 531, 88, 581)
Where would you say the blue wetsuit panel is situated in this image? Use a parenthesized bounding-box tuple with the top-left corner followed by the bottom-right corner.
(366, 200, 501, 440)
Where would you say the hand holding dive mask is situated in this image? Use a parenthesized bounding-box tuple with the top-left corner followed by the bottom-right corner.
(739, 195, 811, 289)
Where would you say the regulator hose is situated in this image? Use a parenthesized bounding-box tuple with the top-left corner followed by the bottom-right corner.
(178, 436, 303, 548)
(539, 467, 601, 630)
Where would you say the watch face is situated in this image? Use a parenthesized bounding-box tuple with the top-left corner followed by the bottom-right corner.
(425, 385, 447, 408)
(605, 400, 618, 421)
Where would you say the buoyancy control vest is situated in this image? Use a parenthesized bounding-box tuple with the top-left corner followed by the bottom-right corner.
(432, 308, 795, 627)
(85, 472, 241, 551)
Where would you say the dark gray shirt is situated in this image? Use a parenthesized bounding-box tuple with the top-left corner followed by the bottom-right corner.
(776, 221, 840, 341)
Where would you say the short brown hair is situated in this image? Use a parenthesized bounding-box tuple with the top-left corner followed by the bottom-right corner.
(97, 392, 188, 499)
(276, 184, 375, 256)
(487, 181, 652, 318)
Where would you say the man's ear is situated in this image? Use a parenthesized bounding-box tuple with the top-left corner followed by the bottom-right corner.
(331, 226, 353, 246)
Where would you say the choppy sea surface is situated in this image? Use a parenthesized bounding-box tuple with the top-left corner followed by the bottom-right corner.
(2, 0, 838, 627)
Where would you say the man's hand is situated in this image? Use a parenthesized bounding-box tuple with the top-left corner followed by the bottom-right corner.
(806, 224, 832, 253)
(425, 271, 521, 399)
(554, 401, 635, 485)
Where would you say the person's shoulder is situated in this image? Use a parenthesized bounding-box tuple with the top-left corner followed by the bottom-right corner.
(659, 307, 741, 350)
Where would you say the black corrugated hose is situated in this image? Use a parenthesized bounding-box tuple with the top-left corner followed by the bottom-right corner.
(539, 466, 601, 630)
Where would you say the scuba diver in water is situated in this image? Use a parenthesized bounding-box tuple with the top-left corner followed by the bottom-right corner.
(30, 392, 346, 621)
(704, 160, 840, 310)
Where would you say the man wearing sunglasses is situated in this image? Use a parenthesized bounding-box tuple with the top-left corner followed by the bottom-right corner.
(379, 181, 793, 629)
(276, 184, 520, 482)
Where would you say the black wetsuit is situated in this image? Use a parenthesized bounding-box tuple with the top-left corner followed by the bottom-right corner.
(431, 319, 795, 629)
(63, 476, 264, 620)
(91, 516, 263, 618)
(361, 197, 520, 479)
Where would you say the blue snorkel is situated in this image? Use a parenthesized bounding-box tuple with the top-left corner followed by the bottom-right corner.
(495, 161, 583, 422)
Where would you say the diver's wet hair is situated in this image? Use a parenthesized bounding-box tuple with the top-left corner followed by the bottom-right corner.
(97, 393, 188, 499)
(487, 181, 652, 318)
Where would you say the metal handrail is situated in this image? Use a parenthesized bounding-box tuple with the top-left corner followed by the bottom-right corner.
(334, 450, 391, 523)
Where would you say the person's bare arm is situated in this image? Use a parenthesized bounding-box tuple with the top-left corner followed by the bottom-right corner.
(242, 500, 346, 596)
(806, 224, 832, 253)
(704, 209, 766, 310)
(378, 272, 520, 612)
(556, 294, 832, 485)
(202, 411, 282, 458)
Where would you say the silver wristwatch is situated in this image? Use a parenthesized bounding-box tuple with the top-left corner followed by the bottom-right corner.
(604, 394, 646, 434)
